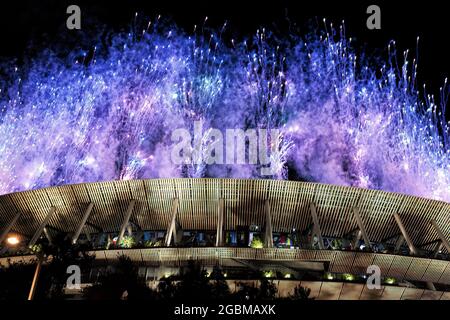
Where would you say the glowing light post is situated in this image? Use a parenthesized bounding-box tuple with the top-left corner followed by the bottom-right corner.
(27, 207, 56, 300)
(0, 211, 44, 300)
(2, 231, 37, 298)
(28, 255, 43, 301)
(0, 212, 22, 260)
(6, 236, 20, 245)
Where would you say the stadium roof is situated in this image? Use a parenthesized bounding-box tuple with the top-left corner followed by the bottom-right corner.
(0, 179, 448, 254)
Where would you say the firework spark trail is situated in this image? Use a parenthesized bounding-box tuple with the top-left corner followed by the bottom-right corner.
(0, 21, 448, 202)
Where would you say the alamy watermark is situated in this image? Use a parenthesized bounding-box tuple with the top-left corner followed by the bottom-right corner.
(170, 120, 284, 176)
(366, 264, 381, 289)
(366, 5, 381, 30)
(66, 5, 81, 30)
(66, 264, 81, 290)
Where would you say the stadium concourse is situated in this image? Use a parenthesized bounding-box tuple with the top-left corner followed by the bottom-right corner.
(1, 178, 449, 299)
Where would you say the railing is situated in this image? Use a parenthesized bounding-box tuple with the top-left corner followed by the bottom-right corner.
(2, 246, 449, 286)
(84, 247, 450, 286)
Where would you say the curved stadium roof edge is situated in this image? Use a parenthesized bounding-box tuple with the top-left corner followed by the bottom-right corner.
(0, 178, 449, 255)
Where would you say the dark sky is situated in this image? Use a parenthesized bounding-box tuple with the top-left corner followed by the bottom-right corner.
(0, 0, 448, 116)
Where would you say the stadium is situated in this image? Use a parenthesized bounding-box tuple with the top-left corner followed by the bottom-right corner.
(1, 178, 449, 300)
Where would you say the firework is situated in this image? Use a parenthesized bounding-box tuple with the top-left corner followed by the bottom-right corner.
(0, 20, 448, 202)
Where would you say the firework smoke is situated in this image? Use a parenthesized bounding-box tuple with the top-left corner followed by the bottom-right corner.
(0, 19, 448, 202)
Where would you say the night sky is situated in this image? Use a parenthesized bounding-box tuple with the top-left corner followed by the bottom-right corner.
(0, 0, 449, 112)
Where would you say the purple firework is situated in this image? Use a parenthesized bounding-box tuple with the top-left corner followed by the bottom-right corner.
(0, 20, 448, 202)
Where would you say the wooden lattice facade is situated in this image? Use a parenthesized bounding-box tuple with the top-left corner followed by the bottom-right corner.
(1, 179, 448, 251)
(1, 179, 450, 288)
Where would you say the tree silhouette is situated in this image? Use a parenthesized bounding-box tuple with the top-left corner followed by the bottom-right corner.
(37, 233, 95, 299)
(209, 265, 231, 300)
(234, 281, 259, 301)
(0, 249, 318, 301)
(0, 260, 36, 300)
(290, 284, 314, 300)
(258, 278, 278, 299)
(157, 275, 177, 300)
(83, 255, 155, 300)
(173, 260, 213, 301)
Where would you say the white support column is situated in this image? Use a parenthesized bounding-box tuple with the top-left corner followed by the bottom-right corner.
(0, 211, 21, 244)
(352, 207, 371, 250)
(117, 200, 136, 244)
(28, 207, 56, 248)
(393, 213, 417, 255)
(264, 200, 273, 248)
(431, 220, 450, 254)
(72, 203, 94, 244)
(310, 202, 325, 250)
(165, 198, 179, 246)
(216, 198, 224, 247)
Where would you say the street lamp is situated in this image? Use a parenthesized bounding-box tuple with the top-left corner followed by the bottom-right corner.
(28, 257, 43, 300)
(6, 235, 20, 246)
(2, 233, 41, 300)
(0, 235, 20, 257)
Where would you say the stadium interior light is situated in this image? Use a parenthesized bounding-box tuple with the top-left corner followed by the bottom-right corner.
(7, 235, 20, 246)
